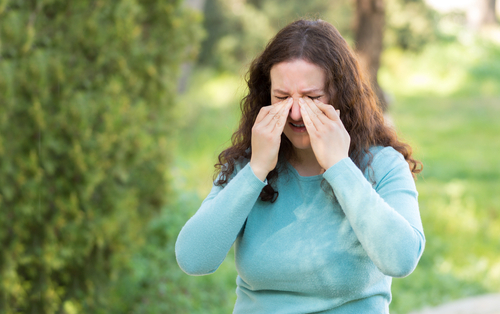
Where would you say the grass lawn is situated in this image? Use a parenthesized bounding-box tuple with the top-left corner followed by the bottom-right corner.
(388, 95, 500, 313)
(170, 38, 500, 313)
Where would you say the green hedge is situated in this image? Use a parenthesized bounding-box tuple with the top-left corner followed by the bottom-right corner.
(0, 0, 202, 312)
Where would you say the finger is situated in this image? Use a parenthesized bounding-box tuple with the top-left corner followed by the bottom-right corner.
(314, 100, 340, 121)
(299, 98, 317, 132)
(255, 106, 272, 124)
(271, 97, 291, 109)
(273, 97, 293, 133)
(304, 97, 333, 126)
(264, 97, 291, 127)
(254, 98, 289, 124)
(300, 98, 322, 127)
(304, 97, 324, 118)
(258, 98, 292, 128)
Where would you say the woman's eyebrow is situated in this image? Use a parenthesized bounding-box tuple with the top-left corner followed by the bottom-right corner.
(273, 88, 323, 94)
(272, 89, 289, 94)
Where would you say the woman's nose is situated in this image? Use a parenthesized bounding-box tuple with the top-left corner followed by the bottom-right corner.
(289, 98, 302, 121)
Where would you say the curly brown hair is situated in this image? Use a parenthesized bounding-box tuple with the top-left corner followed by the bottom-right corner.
(214, 19, 422, 202)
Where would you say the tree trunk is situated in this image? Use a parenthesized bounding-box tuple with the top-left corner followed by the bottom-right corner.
(467, 0, 498, 29)
(354, 0, 387, 111)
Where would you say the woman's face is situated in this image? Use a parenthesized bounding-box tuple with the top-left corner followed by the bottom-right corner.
(270, 59, 328, 151)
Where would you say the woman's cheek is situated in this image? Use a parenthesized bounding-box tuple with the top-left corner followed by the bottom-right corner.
(271, 98, 281, 105)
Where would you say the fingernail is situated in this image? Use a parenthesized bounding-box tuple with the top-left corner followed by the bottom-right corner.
(287, 97, 293, 104)
(299, 98, 305, 105)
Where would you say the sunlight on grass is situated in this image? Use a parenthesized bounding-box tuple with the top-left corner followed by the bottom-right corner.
(362, 38, 499, 313)
(380, 40, 500, 98)
(172, 69, 243, 200)
(438, 181, 480, 233)
(380, 46, 465, 96)
(199, 72, 247, 108)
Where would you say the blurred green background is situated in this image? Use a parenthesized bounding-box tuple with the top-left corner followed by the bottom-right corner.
(1, 0, 499, 313)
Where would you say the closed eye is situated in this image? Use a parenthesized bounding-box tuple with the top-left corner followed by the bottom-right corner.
(276, 96, 322, 100)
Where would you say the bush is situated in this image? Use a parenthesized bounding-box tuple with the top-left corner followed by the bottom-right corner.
(0, 0, 202, 312)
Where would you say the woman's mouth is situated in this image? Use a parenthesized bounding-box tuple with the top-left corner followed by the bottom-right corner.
(289, 121, 307, 132)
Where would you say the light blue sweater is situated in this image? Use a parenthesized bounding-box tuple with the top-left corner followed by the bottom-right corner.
(175, 146, 425, 313)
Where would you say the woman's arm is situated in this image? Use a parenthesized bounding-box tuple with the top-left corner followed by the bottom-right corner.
(177, 99, 292, 275)
(175, 163, 266, 276)
(323, 147, 425, 278)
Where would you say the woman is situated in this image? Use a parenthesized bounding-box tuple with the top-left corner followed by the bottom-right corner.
(176, 19, 425, 313)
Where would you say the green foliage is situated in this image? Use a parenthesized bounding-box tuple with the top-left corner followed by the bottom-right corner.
(106, 68, 243, 314)
(197, 0, 445, 72)
(0, 0, 202, 312)
(197, 0, 353, 72)
(385, 0, 441, 51)
(107, 190, 238, 314)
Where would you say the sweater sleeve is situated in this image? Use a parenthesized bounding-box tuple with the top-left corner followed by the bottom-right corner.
(323, 147, 425, 278)
(175, 163, 267, 276)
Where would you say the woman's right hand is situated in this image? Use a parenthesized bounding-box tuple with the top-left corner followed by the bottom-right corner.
(250, 98, 293, 181)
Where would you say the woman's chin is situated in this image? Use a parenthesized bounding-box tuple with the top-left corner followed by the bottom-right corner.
(290, 140, 311, 151)
(283, 131, 312, 151)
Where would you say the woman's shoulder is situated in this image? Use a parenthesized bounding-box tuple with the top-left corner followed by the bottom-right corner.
(359, 145, 403, 168)
(364, 146, 411, 185)
(369, 146, 406, 164)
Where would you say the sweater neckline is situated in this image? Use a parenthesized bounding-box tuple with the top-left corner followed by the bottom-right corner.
(284, 160, 324, 182)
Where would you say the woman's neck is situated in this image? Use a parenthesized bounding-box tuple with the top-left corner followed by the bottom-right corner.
(289, 148, 325, 177)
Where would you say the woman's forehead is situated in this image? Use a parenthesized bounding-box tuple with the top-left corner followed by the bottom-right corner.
(270, 59, 326, 92)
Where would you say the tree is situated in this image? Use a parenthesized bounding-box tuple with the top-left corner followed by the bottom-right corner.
(354, 0, 387, 111)
(467, 0, 498, 29)
(197, 0, 353, 73)
(0, 0, 202, 312)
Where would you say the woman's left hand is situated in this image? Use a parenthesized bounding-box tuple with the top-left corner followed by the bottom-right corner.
(299, 97, 351, 170)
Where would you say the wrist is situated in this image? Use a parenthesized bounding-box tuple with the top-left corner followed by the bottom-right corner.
(249, 161, 269, 182)
(324, 155, 348, 171)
